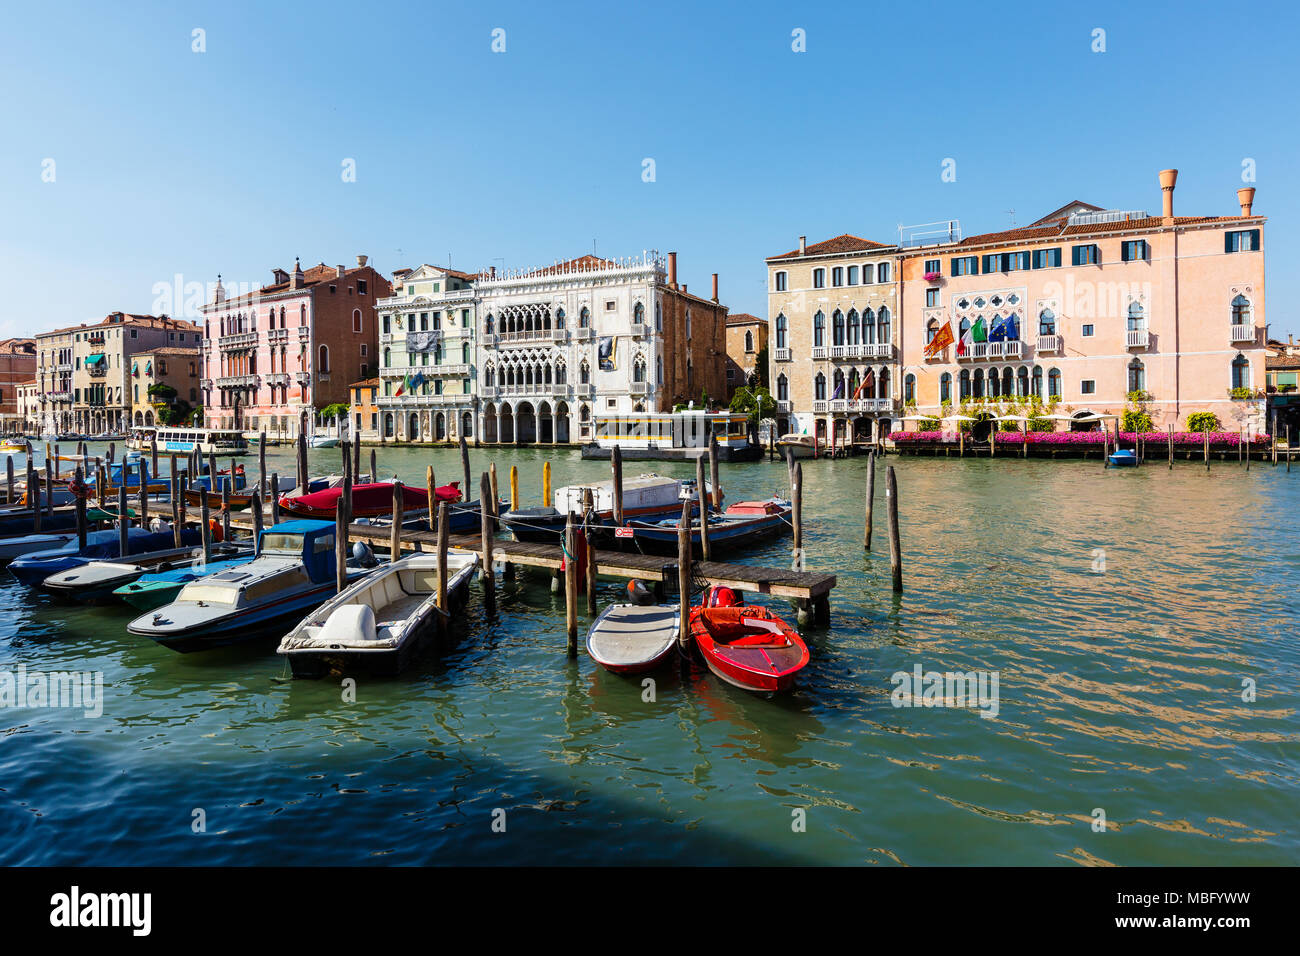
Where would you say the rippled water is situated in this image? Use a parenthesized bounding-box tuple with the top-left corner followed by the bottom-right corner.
(2, 443, 1296, 865)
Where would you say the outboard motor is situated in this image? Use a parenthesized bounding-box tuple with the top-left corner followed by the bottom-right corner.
(702, 585, 742, 608)
(352, 540, 378, 567)
(626, 579, 656, 606)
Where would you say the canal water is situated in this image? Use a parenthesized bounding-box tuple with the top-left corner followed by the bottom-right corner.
(2, 443, 1296, 865)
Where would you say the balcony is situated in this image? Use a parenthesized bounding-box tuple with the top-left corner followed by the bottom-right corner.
(265, 372, 290, 387)
(497, 329, 554, 346)
(572, 327, 593, 343)
(575, 383, 594, 399)
(924, 347, 950, 363)
(812, 398, 896, 414)
(828, 343, 893, 360)
(218, 332, 258, 350)
(317, 372, 330, 383)
(297, 327, 311, 341)
(629, 322, 647, 338)
(774, 348, 792, 362)
(56, 362, 72, 372)
(377, 392, 466, 408)
(380, 364, 472, 379)
(480, 386, 500, 400)
(630, 382, 649, 396)
(776, 400, 792, 413)
(1126, 329, 1149, 349)
(295, 371, 311, 386)
(956, 340, 1024, 362)
(551, 327, 568, 344)
(811, 346, 827, 360)
(200, 379, 212, 389)
(1231, 324, 1255, 344)
(1036, 334, 1062, 353)
(267, 328, 289, 344)
(87, 364, 108, 378)
(216, 375, 257, 388)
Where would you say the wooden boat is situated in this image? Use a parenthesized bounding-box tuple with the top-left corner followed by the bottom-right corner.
(585, 603, 680, 675)
(776, 433, 822, 459)
(1108, 449, 1138, 467)
(688, 605, 810, 693)
(278, 481, 461, 520)
(277, 550, 479, 678)
(43, 543, 249, 603)
(127, 519, 379, 653)
(621, 498, 791, 555)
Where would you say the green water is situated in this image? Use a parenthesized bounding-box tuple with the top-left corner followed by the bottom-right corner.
(2, 443, 1296, 865)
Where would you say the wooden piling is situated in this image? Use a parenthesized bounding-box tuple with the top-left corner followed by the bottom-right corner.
(137, 463, 149, 529)
(251, 488, 264, 547)
(390, 480, 404, 560)
(543, 460, 552, 507)
(1239, 426, 1244, 463)
(296, 429, 308, 491)
(335, 483, 349, 594)
(1204, 428, 1210, 471)
(208, 450, 217, 492)
(52, 444, 59, 480)
(271, 473, 281, 524)
(259, 433, 267, 493)
(459, 436, 471, 501)
(150, 438, 158, 477)
(696, 453, 710, 561)
(119, 484, 129, 557)
(709, 435, 720, 508)
(74, 466, 87, 551)
(170, 463, 182, 547)
(489, 462, 499, 517)
(864, 450, 876, 551)
(369, 448, 377, 484)
(480, 471, 495, 611)
(564, 511, 578, 657)
(426, 465, 436, 529)
(792, 461, 803, 560)
(677, 499, 692, 649)
(30, 459, 40, 532)
(5, 455, 12, 505)
(1287, 426, 1291, 473)
(1168, 423, 1174, 469)
(44, 462, 53, 517)
(353, 438, 361, 483)
(611, 445, 625, 527)
(509, 465, 519, 512)
(886, 465, 902, 593)
(436, 500, 450, 631)
(583, 488, 597, 617)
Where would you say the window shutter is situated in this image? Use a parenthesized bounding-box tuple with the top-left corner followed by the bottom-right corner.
(1225, 231, 1233, 253)
(1121, 243, 1129, 262)
(1250, 229, 1261, 251)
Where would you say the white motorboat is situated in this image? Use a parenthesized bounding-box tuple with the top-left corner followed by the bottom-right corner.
(277, 550, 478, 677)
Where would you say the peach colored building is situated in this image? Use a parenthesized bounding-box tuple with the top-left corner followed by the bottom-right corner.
(898, 170, 1267, 432)
(724, 313, 767, 399)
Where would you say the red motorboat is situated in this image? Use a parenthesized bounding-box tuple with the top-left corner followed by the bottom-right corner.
(278, 481, 461, 520)
(688, 604, 809, 693)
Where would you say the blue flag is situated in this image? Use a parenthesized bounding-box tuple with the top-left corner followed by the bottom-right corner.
(1005, 314, 1020, 341)
(987, 315, 1007, 342)
(832, 379, 844, 399)
(409, 371, 426, 391)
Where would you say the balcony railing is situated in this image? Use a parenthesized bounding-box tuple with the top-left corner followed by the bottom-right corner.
(924, 347, 950, 363)
(774, 348, 792, 362)
(630, 382, 649, 396)
(497, 329, 555, 345)
(1231, 324, 1254, 343)
(380, 364, 471, 378)
(216, 375, 257, 388)
(265, 372, 290, 387)
(218, 332, 258, 349)
(297, 327, 311, 341)
(377, 392, 466, 408)
(572, 327, 593, 342)
(87, 364, 108, 378)
(776, 400, 792, 413)
(827, 343, 893, 360)
(1036, 334, 1062, 353)
(575, 384, 594, 399)
(956, 340, 1024, 362)
(811, 398, 896, 414)
(811, 346, 827, 360)
(295, 371, 311, 386)
(1126, 328, 1149, 349)
(629, 322, 647, 338)
(267, 328, 289, 344)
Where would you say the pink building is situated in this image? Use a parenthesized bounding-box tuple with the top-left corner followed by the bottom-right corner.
(899, 170, 1267, 432)
(199, 257, 391, 437)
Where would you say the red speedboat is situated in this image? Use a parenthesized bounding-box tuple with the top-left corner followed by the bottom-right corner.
(688, 603, 809, 693)
(278, 481, 461, 520)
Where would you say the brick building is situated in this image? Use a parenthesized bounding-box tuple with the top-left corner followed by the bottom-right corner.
(0, 338, 37, 429)
(724, 314, 767, 398)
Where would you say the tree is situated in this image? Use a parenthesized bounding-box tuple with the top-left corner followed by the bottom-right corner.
(729, 385, 776, 425)
(754, 345, 769, 389)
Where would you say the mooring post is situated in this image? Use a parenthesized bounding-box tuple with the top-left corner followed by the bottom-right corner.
(219, 478, 231, 542)
(170, 462, 181, 548)
(509, 464, 519, 512)
(251, 488, 264, 551)
(139, 463, 150, 528)
(1204, 428, 1210, 471)
(489, 462, 499, 518)
(564, 511, 578, 657)
(459, 436, 471, 501)
(1239, 426, 1244, 463)
(436, 499, 450, 633)
(370, 448, 377, 485)
(297, 429, 308, 492)
(30, 459, 41, 532)
(611, 445, 625, 527)
(864, 450, 876, 551)
(959, 427, 964, 457)
(1168, 423, 1173, 469)
(583, 488, 597, 617)
(785, 446, 794, 488)
(334, 507, 347, 593)
(1273, 409, 1279, 465)
(792, 460, 803, 561)
(44, 461, 53, 517)
(271, 472, 280, 524)
(52, 443, 59, 480)
(887, 465, 902, 593)
(543, 459, 552, 507)
(696, 453, 710, 562)
(677, 498, 692, 650)
(5, 455, 13, 505)
(480, 472, 496, 611)
(74, 466, 87, 551)
(1287, 426, 1292, 473)
(709, 435, 721, 508)
(119, 484, 130, 557)
(353, 437, 362, 483)
(390, 480, 404, 561)
(425, 465, 436, 530)
(151, 438, 158, 478)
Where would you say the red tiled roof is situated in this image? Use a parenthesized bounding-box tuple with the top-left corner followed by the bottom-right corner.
(768, 234, 892, 261)
(132, 346, 202, 357)
(727, 313, 764, 325)
(936, 214, 1258, 251)
(350, 377, 380, 389)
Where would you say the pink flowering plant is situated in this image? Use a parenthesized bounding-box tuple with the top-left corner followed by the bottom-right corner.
(889, 430, 1270, 446)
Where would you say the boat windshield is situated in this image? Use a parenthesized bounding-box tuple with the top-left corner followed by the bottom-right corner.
(177, 583, 238, 604)
(260, 532, 305, 555)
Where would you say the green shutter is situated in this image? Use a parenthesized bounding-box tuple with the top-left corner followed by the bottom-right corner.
(1225, 231, 1234, 253)
(1250, 229, 1261, 250)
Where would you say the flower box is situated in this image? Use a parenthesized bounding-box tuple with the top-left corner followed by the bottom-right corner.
(923, 272, 942, 283)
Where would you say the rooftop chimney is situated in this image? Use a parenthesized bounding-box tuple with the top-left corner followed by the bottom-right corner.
(356, 254, 368, 267)
(799, 236, 807, 255)
(290, 257, 304, 290)
(489, 265, 496, 278)
(1159, 169, 1178, 224)
(668, 251, 678, 289)
(1237, 187, 1256, 217)
(711, 272, 719, 302)
(336, 264, 346, 278)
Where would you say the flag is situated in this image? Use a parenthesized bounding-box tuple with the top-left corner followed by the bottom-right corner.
(988, 315, 1006, 342)
(409, 371, 426, 391)
(832, 379, 844, 400)
(957, 328, 972, 357)
(395, 374, 409, 397)
(1005, 315, 1020, 341)
(925, 321, 955, 356)
(972, 316, 988, 343)
(851, 376, 866, 399)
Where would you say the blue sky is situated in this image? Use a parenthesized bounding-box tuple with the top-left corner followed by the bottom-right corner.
(1, 0, 1296, 338)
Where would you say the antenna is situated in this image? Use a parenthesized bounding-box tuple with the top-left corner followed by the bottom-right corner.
(1004, 209, 1016, 227)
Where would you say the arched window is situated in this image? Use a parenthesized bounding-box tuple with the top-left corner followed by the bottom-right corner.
(318, 344, 329, 372)
(1001, 367, 1013, 397)
(847, 310, 860, 346)
(634, 302, 645, 326)
(814, 372, 826, 401)
(579, 360, 590, 384)
(579, 307, 590, 328)
(1127, 301, 1146, 331)
(298, 305, 305, 327)
(353, 309, 362, 333)
(960, 369, 971, 399)
(655, 303, 662, 331)
(463, 343, 472, 364)
(877, 306, 891, 343)
(813, 311, 826, 348)
(1039, 308, 1056, 336)
(926, 318, 939, 344)
(973, 368, 985, 398)
(878, 367, 890, 399)
(1231, 295, 1251, 327)
(686, 309, 692, 340)
(940, 372, 952, 403)
(832, 310, 845, 346)
(1048, 367, 1062, 399)
(775, 313, 788, 349)
(862, 308, 875, 345)
(1017, 365, 1030, 396)
(655, 356, 663, 385)
(633, 356, 646, 383)
(777, 373, 789, 401)
(485, 364, 494, 387)
(383, 347, 391, 366)
(1127, 358, 1145, 393)
(1032, 366, 1043, 399)
(904, 373, 916, 404)
(485, 313, 494, 335)
(745, 330, 753, 352)
(555, 307, 565, 329)
(1231, 353, 1250, 390)
(832, 368, 845, 399)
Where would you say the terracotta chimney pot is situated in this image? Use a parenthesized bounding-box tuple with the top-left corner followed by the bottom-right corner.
(1237, 187, 1256, 217)
(1159, 169, 1179, 224)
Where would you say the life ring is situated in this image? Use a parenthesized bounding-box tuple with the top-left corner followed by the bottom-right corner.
(66, 477, 93, 501)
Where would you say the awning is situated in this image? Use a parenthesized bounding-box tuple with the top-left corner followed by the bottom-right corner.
(87, 353, 106, 365)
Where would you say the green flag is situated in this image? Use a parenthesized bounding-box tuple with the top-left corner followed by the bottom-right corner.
(972, 316, 988, 343)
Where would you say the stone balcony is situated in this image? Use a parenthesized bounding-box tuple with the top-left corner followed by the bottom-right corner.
(956, 340, 1024, 362)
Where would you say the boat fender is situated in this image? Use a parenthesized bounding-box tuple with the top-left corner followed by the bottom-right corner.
(627, 579, 656, 606)
(209, 518, 224, 543)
